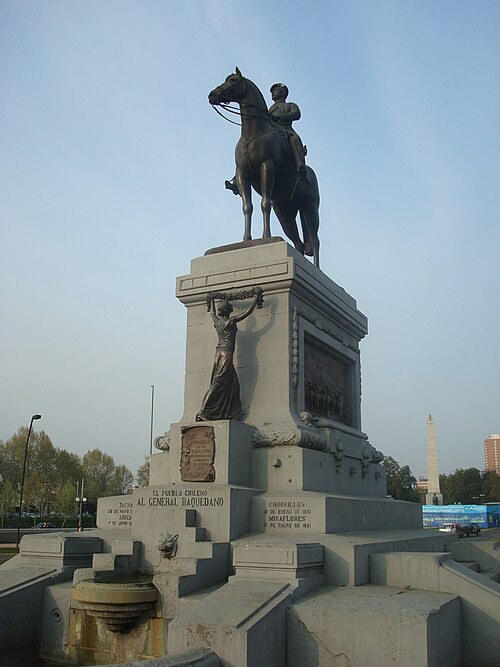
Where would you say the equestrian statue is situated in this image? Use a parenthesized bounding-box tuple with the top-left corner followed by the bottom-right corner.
(208, 69, 320, 268)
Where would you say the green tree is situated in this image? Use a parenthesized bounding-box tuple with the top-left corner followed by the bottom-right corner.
(111, 464, 134, 496)
(57, 450, 84, 484)
(54, 479, 79, 515)
(26, 431, 59, 514)
(1, 428, 137, 515)
(441, 468, 482, 504)
(480, 470, 500, 503)
(383, 456, 420, 502)
(24, 470, 49, 517)
(0, 426, 30, 487)
(136, 457, 150, 487)
(0, 428, 60, 515)
(82, 449, 117, 500)
(0, 479, 18, 527)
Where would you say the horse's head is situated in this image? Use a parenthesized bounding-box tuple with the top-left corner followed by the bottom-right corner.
(208, 68, 246, 106)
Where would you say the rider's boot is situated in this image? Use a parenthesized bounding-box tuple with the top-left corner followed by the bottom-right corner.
(291, 136, 308, 180)
(225, 178, 240, 196)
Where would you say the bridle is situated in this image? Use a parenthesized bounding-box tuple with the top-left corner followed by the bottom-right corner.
(210, 77, 272, 126)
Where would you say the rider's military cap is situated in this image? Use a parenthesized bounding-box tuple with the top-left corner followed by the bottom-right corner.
(270, 83, 289, 97)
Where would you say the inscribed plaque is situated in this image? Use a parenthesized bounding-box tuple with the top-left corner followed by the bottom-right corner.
(180, 426, 216, 482)
(304, 340, 353, 426)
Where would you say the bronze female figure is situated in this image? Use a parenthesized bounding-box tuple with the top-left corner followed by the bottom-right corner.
(196, 288, 263, 421)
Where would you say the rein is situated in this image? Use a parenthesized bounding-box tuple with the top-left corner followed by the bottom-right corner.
(212, 104, 242, 126)
(211, 101, 272, 127)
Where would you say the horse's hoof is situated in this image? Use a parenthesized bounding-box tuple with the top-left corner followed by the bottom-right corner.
(243, 235, 252, 242)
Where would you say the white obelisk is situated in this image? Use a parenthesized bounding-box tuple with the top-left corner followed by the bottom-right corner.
(425, 414, 443, 505)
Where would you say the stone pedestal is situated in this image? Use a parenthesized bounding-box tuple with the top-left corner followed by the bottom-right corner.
(426, 491, 444, 506)
(154, 239, 387, 499)
(176, 239, 366, 435)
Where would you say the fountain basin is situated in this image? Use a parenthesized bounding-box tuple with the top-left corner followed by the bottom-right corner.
(72, 579, 158, 633)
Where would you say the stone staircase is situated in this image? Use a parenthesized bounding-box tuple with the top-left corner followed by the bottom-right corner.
(149, 509, 231, 619)
(369, 549, 500, 667)
(77, 511, 231, 599)
(444, 539, 500, 583)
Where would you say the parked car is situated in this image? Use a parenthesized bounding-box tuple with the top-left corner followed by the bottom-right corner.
(438, 523, 457, 533)
(35, 522, 56, 529)
(456, 523, 481, 538)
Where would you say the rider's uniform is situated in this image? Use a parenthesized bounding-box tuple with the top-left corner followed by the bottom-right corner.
(269, 101, 306, 173)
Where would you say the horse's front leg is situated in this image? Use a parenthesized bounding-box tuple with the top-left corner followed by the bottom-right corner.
(259, 161, 275, 238)
(236, 170, 253, 241)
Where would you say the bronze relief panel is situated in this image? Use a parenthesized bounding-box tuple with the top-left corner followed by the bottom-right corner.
(180, 426, 216, 482)
(304, 339, 353, 427)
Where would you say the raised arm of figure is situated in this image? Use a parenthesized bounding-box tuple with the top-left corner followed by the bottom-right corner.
(231, 289, 263, 323)
(209, 297, 219, 323)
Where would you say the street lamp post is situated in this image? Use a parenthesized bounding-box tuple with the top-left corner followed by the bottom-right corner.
(76, 478, 87, 531)
(16, 414, 42, 549)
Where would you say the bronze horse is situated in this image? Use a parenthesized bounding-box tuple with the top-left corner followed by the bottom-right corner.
(209, 69, 320, 267)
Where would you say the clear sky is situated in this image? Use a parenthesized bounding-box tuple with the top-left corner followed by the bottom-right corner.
(1, 1, 499, 480)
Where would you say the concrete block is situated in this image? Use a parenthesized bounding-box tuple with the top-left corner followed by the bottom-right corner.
(168, 579, 291, 667)
(445, 540, 500, 575)
(130, 485, 257, 563)
(96, 649, 221, 666)
(367, 549, 500, 667)
(0, 566, 67, 665)
(370, 551, 451, 591)
(233, 542, 323, 580)
(318, 530, 451, 585)
(251, 492, 422, 537)
(149, 421, 256, 488)
(439, 560, 500, 667)
(288, 584, 461, 667)
(19, 532, 103, 569)
(97, 495, 134, 529)
(40, 581, 73, 665)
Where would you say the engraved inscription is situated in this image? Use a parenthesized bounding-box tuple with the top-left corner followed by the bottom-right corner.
(180, 426, 216, 482)
(105, 501, 133, 527)
(304, 339, 353, 426)
(137, 487, 224, 507)
(263, 500, 313, 531)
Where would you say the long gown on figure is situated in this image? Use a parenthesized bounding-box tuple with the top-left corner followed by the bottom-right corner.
(196, 317, 242, 421)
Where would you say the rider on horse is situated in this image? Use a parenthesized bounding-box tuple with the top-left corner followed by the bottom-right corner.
(268, 83, 307, 178)
(225, 82, 307, 195)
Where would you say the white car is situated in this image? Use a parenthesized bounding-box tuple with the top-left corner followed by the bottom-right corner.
(438, 523, 457, 533)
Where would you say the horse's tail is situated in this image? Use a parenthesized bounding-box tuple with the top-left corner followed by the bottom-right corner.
(300, 167, 320, 258)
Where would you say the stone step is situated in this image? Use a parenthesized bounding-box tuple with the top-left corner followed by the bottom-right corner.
(369, 550, 500, 666)
(479, 569, 499, 582)
(168, 578, 293, 667)
(177, 543, 231, 596)
(288, 584, 461, 667)
(154, 543, 231, 600)
(178, 510, 208, 543)
(454, 560, 500, 581)
(92, 539, 141, 573)
(460, 561, 479, 572)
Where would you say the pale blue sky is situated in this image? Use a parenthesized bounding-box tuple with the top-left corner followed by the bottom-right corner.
(1, 1, 499, 479)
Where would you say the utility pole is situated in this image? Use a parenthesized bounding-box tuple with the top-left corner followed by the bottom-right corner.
(149, 384, 155, 457)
